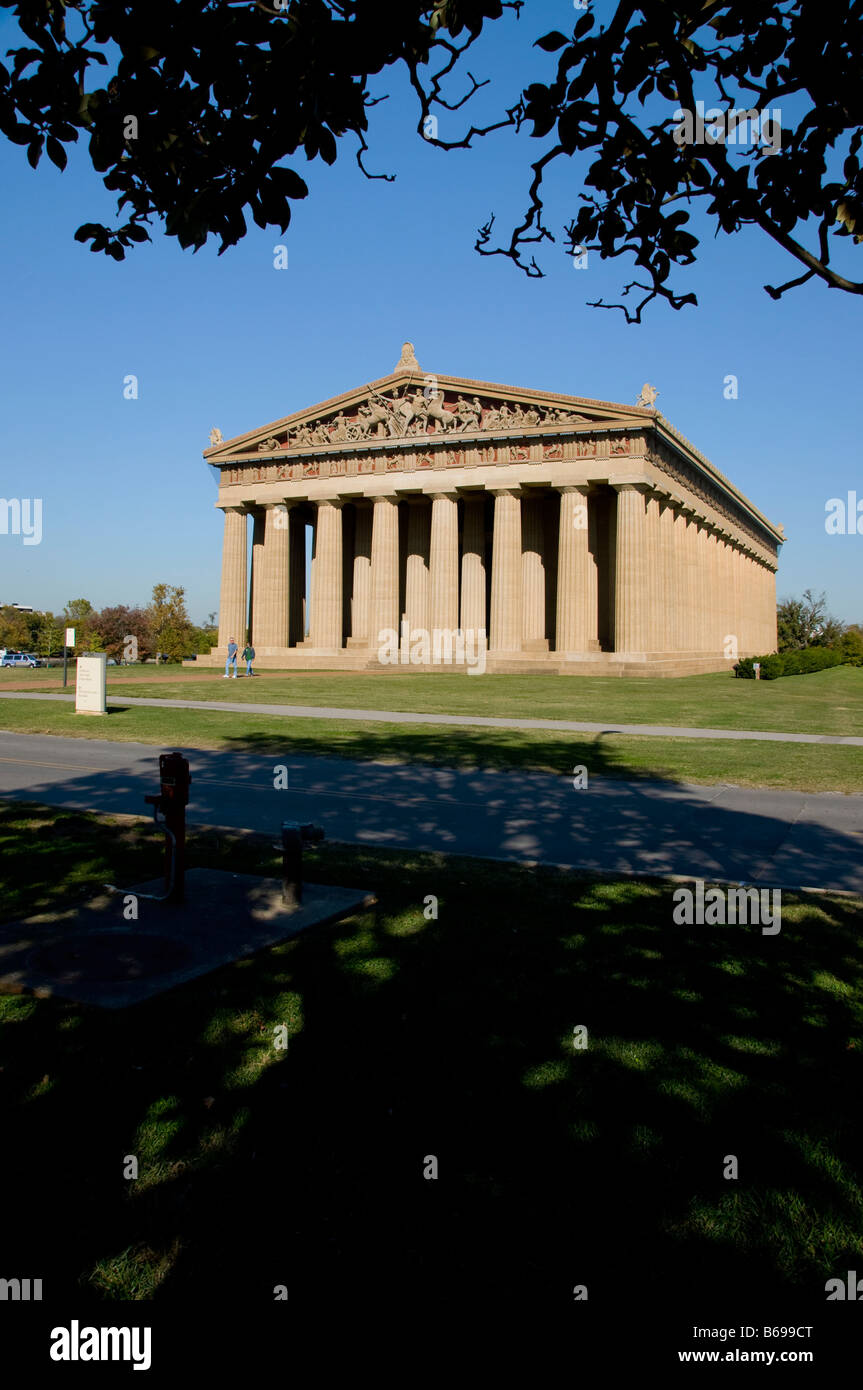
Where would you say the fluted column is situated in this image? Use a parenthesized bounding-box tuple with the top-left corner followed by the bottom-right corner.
(684, 511, 700, 651)
(613, 484, 648, 653)
(309, 499, 343, 651)
(428, 492, 459, 632)
(460, 495, 486, 635)
(730, 543, 741, 659)
(694, 520, 709, 652)
(349, 504, 372, 643)
(218, 506, 248, 648)
(645, 492, 662, 651)
(657, 498, 675, 654)
(706, 528, 719, 654)
(718, 532, 728, 653)
(490, 489, 523, 652)
(404, 499, 430, 636)
(368, 495, 400, 651)
(521, 495, 548, 649)
(671, 505, 687, 651)
(252, 504, 291, 648)
(556, 485, 592, 653)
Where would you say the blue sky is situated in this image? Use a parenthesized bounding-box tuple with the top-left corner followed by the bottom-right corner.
(0, 0, 860, 624)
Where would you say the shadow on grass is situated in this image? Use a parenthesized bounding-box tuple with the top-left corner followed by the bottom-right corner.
(0, 803, 861, 1307)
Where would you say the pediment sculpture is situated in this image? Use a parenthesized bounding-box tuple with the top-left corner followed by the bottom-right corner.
(256, 386, 591, 451)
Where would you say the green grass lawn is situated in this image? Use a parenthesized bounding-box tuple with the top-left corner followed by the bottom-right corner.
(0, 693, 862, 791)
(6, 663, 863, 736)
(0, 801, 861, 1303)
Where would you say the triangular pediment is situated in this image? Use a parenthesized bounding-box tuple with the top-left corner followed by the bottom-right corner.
(204, 369, 657, 461)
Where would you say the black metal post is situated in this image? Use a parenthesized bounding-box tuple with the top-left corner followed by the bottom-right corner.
(281, 821, 324, 912)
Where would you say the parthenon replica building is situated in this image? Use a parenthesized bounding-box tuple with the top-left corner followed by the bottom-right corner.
(200, 343, 782, 676)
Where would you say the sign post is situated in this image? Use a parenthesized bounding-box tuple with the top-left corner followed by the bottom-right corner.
(753, 661, 761, 682)
(75, 652, 107, 715)
(63, 627, 75, 689)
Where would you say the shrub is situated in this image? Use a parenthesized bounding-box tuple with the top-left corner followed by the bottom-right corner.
(734, 648, 846, 679)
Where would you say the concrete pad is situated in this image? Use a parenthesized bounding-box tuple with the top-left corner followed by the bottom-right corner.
(0, 868, 376, 1009)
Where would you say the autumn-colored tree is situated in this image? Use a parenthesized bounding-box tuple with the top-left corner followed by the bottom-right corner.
(147, 584, 195, 662)
(94, 604, 154, 662)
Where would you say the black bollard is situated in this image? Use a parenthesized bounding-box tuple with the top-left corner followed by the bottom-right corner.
(281, 821, 324, 911)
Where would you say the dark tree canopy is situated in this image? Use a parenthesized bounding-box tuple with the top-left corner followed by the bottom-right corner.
(2, 0, 861, 319)
(0, 0, 516, 255)
(477, 0, 863, 319)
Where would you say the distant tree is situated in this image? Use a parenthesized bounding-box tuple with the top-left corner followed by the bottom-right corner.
(148, 584, 194, 662)
(95, 604, 154, 662)
(61, 597, 98, 652)
(35, 611, 63, 660)
(190, 618, 218, 655)
(0, 605, 34, 649)
(777, 589, 844, 652)
(63, 597, 94, 623)
(838, 624, 863, 666)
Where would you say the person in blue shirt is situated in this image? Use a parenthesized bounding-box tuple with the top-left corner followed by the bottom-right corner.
(224, 638, 239, 678)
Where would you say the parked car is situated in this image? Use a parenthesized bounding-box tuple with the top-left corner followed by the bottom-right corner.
(1, 651, 39, 668)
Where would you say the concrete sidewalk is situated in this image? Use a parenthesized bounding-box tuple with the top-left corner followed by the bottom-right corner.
(1, 690, 861, 745)
(1, 730, 861, 892)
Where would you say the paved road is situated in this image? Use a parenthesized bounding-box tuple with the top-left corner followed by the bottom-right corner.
(1, 731, 861, 892)
(1, 691, 861, 745)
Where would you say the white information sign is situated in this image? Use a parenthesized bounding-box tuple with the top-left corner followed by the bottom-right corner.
(75, 653, 107, 715)
(65, 627, 76, 646)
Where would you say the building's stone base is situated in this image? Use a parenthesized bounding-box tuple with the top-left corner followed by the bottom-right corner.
(190, 648, 746, 678)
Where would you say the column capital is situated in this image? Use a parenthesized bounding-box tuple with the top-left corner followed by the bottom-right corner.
(425, 489, 460, 503)
(370, 493, 400, 505)
(611, 480, 651, 495)
(218, 503, 248, 515)
(487, 486, 524, 498)
(314, 496, 345, 509)
(555, 483, 592, 497)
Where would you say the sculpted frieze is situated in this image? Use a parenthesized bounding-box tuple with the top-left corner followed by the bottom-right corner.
(252, 387, 592, 453)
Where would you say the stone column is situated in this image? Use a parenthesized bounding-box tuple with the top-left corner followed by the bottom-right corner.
(645, 491, 662, 651)
(613, 484, 649, 653)
(218, 506, 248, 648)
(460, 495, 486, 636)
(348, 503, 372, 644)
(289, 509, 306, 646)
(404, 499, 431, 637)
(368, 495, 400, 653)
(658, 498, 675, 654)
(556, 485, 592, 653)
(253, 504, 291, 648)
(428, 492, 459, 633)
(670, 505, 687, 651)
(694, 520, 709, 653)
(684, 510, 700, 652)
(730, 543, 742, 660)
(309, 499, 343, 651)
(521, 495, 548, 650)
(719, 535, 731, 655)
(490, 489, 523, 652)
(705, 528, 718, 655)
